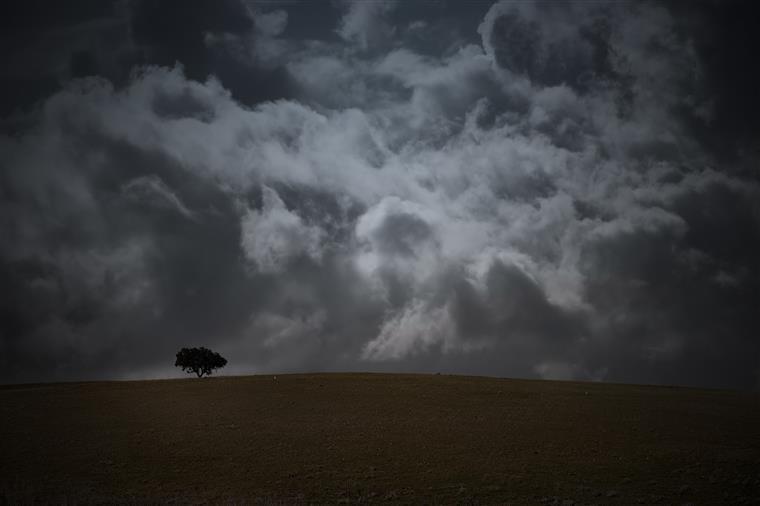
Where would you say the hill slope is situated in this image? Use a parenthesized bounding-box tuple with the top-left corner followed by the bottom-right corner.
(2, 373, 759, 504)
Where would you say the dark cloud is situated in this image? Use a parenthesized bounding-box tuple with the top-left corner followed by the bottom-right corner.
(129, 0, 296, 105)
(0, 0, 297, 119)
(671, 0, 760, 161)
(0, 0, 758, 389)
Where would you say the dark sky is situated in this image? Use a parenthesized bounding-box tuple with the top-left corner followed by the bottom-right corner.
(1, 0, 758, 389)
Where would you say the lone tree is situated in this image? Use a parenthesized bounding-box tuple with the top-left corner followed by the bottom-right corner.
(175, 347, 227, 378)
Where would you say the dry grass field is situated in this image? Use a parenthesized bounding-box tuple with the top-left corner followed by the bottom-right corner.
(1, 373, 759, 505)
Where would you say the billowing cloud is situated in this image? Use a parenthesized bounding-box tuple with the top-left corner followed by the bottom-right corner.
(241, 186, 325, 273)
(337, 0, 397, 51)
(362, 300, 459, 360)
(1, 0, 758, 389)
(122, 174, 197, 219)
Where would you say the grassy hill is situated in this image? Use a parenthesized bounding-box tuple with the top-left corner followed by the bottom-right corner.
(1, 373, 759, 504)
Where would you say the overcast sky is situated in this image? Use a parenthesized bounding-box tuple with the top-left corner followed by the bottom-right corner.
(1, 0, 758, 389)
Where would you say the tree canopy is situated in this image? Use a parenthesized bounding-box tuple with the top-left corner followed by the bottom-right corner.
(175, 347, 227, 378)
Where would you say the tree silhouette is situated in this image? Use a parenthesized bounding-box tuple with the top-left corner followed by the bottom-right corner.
(175, 347, 227, 378)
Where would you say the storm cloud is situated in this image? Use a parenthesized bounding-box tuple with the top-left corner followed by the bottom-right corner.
(1, 0, 758, 389)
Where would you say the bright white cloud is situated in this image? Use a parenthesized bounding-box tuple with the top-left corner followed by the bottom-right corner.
(362, 300, 458, 360)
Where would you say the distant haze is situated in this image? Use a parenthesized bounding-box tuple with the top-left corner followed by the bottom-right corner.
(1, 0, 758, 389)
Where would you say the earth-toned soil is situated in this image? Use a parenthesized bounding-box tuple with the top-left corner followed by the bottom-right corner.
(1, 373, 759, 504)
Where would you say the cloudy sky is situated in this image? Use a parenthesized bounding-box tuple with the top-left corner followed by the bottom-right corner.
(1, 0, 758, 389)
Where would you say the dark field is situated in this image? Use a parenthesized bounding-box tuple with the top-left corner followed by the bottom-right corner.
(1, 373, 759, 505)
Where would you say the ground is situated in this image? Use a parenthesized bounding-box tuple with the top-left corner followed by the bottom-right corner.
(1, 373, 759, 504)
